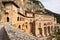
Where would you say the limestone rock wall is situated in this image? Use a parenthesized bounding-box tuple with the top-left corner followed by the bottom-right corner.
(19, 0, 45, 13)
(0, 0, 45, 13)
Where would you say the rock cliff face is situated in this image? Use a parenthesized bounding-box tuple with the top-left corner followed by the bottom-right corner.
(0, 23, 37, 40)
(19, 0, 45, 13)
(0, 0, 45, 13)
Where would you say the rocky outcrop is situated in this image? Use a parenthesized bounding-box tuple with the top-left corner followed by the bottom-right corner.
(0, 23, 37, 40)
(19, 0, 45, 13)
(0, 0, 45, 13)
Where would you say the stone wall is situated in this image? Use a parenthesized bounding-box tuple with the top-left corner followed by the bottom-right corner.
(0, 23, 37, 40)
(0, 27, 9, 40)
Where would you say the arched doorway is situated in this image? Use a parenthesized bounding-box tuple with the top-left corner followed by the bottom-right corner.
(48, 26, 50, 35)
(18, 25, 21, 29)
(39, 28, 42, 36)
(30, 21, 35, 36)
(44, 27, 47, 36)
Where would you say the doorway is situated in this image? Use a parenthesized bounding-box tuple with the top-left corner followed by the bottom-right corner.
(44, 27, 47, 36)
(48, 26, 51, 35)
(39, 28, 42, 36)
(30, 21, 35, 36)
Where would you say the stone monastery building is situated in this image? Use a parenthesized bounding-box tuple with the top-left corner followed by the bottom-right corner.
(0, 0, 57, 37)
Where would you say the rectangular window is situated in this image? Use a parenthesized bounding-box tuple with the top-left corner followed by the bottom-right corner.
(20, 18, 24, 21)
(5, 12, 8, 15)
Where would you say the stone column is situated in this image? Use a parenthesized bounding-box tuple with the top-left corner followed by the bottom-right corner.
(35, 21, 40, 37)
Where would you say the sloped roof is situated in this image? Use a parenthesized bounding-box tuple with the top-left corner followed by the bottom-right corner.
(0, 0, 20, 7)
(2, 1, 19, 8)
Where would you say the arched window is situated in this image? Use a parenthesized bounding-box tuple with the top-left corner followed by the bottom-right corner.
(7, 17, 9, 22)
(17, 17, 19, 21)
(39, 28, 42, 36)
(44, 23, 46, 25)
(48, 26, 51, 35)
(44, 27, 47, 36)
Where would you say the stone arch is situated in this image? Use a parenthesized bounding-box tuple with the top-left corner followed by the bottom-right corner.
(30, 21, 35, 36)
(38, 28, 42, 36)
(48, 26, 51, 35)
(44, 27, 47, 36)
